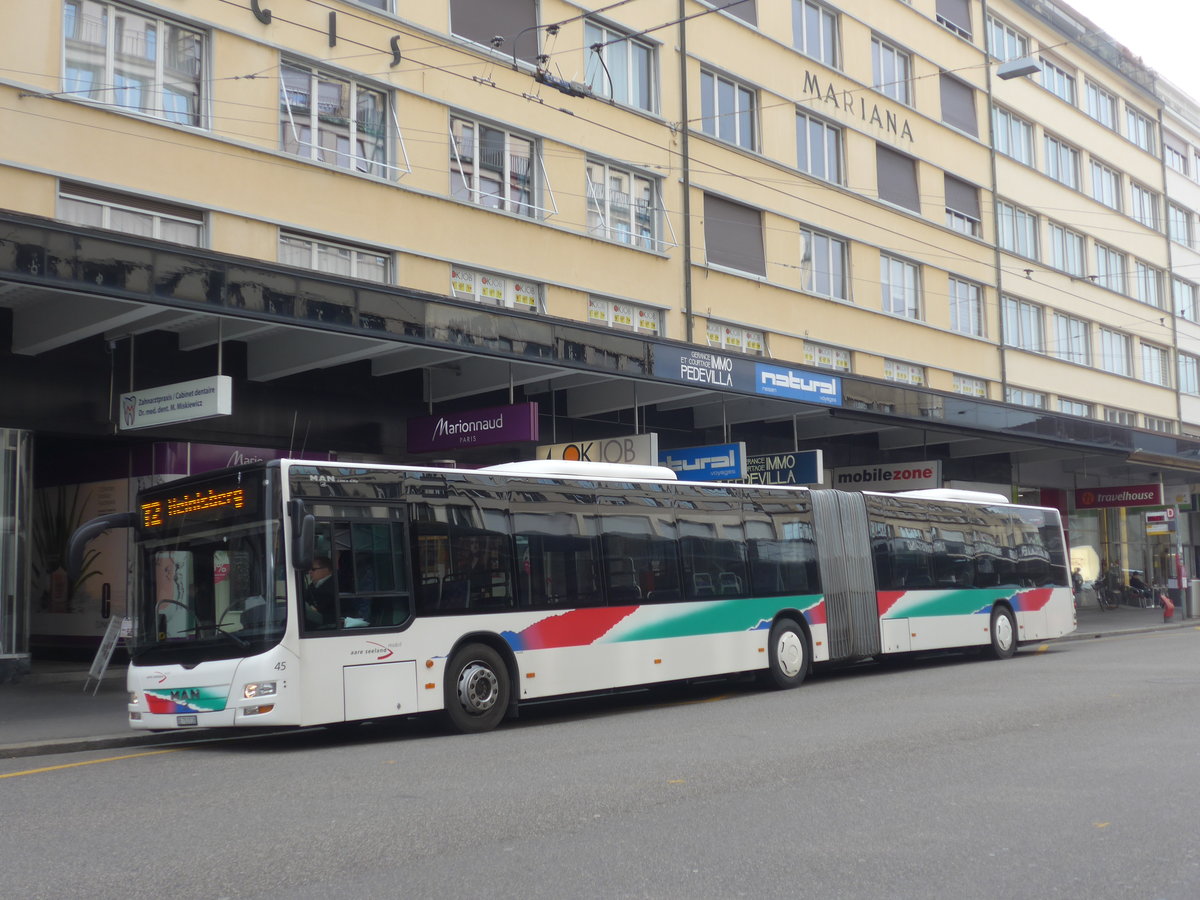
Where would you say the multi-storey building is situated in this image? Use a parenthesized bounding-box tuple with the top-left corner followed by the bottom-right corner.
(2, 0, 1199, 673)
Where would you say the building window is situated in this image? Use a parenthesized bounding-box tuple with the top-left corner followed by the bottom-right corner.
(451, 266, 543, 312)
(450, 0, 537, 62)
(584, 20, 656, 112)
(700, 69, 756, 150)
(936, 0, 972, 39)
(588, 296, 660, 335)
(939, 73, 977, 136)
(881, 254, 920, 319)
(1168, 204, 1192, 248)
(1089, 160, 1121, 211)
(280, 232, 389, 283)
(953, 374, 987, 398)
(949, 277, 982, 336)
(986, 16, 1028, 61)
(876, 145, 920, 212)
(1179, 353, 1200, 394)
(792, 0, 838, 66)
(707, 322, 765, 355)
(1105, 408, 1136, 426)
(450, 115, 537, 217)
(1126, 106, 1156, 154)
(993, 107, 1034, 165)
(1053, 313, 1090, 365)
(1094, 243, 1126, 294)
(1040, 57, 1076, 104)
(796, 111, 842, 183)
(804, 341, 852, 372)
(704, 194, 765, 276)
(944, 175, 980, 236)
(702, 0, 756, 25)
(1144, 415, 1174, 434)
(1006, 387, 1046, 409)
(1133, 261, 1162, 308)
(1044, 136, 1079, 189)
(998, 202, 1038, 258)
(281, 62, 388, 177)
(1165, 133, 1189, 175)
(1099, 328, 1132, 376)
(1129, 184, 1159, 230)
(1141, 343, 1170, 386)
(1058, 399, 1092, 418)
(1174, 278, 1198, 320)
(63, 0, 205, 126)
(1048, 222, 1085, 276)
(872, 37, 911, 105)
(800, 228, 848, 299)
(586, 160, 660, 250)
(1085, 81, 1117, 129)
(57, 183, 203, 245)
(884, 360, 925, 386)
(1002, 296, 1043, 352)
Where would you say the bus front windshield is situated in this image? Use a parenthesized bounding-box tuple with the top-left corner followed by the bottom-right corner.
(132, 516, 285, 665)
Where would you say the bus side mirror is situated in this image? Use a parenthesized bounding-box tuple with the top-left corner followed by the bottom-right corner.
(289, 499, 315, 570)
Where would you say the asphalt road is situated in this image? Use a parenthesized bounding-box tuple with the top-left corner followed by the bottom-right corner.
(3, 629, 1199, 899)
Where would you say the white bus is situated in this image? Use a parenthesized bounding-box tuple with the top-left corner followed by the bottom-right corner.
(70, 459, 1075, 733)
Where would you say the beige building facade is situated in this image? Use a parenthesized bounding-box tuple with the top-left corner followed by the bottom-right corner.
(4, 0, 1200, 667)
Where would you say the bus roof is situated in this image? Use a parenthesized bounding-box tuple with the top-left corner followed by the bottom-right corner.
(480, 460, 679, 481)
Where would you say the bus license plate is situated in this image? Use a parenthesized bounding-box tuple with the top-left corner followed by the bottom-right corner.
(176, 715, 198, 726)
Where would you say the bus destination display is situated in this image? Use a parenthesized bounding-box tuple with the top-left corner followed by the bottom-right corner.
(141, 483, 253, 528)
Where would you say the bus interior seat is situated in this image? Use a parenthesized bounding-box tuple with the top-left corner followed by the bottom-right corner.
(718, 572, 742, 594)
(439, 579, 469, 609)
(693, 572, 714, 596)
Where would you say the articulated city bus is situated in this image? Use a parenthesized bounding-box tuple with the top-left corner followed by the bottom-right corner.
(70, 459, 1075, 734)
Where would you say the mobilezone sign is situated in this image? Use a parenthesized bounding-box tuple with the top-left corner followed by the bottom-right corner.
(831, 461, 942, 491)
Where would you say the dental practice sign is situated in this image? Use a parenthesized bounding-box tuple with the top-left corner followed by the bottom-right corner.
(119, 376, 233, 430)
(654, 347, 842, 407)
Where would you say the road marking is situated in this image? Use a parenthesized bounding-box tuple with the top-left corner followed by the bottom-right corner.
(0, 748, 181, 780)
(1034, 644, 1050, 653)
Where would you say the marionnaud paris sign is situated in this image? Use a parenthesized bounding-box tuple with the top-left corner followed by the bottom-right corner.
(659, 442, 747, 481)
(654, 347, 842, 407)
(119, 376, 232, 431)
(408, 401, 539, 453)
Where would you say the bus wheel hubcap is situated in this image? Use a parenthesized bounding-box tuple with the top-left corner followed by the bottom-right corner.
(458, 663, 499, 713)
(994, 615, 1013, 650)
(777, 632, 804, 678)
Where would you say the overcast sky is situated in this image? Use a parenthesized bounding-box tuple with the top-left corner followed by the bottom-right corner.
(1066, 0, 1200, 101)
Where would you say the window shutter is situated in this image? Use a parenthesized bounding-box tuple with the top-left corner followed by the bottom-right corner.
(876, 146, 920, 212)
(704, 194, 765, 276)
(939, 74, 977, 136)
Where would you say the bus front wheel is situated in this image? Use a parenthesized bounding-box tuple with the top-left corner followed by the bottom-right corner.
(989, 605, 1018, 660)
(763, 618, 808, 689)
(442, 643, 510, 734)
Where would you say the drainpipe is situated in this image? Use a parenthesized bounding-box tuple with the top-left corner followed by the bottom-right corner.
(679, 0, 694, 343)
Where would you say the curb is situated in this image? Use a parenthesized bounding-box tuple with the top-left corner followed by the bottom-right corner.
(1055, 620, 1196, 643)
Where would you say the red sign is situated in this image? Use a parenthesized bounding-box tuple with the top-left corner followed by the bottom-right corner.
(1074, 483, 1163, 509)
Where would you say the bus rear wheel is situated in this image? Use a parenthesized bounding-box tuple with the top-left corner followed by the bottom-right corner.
(763, 618, 808, 689)
(442, 643, 510, 734)
(989, 605, 1018, 660)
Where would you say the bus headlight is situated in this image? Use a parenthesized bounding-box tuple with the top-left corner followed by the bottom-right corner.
(129, 692, 139, 705)
(243, 680, 277, 699)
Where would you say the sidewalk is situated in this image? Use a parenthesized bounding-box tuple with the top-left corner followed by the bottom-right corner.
(1, 606, 1195, 759)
